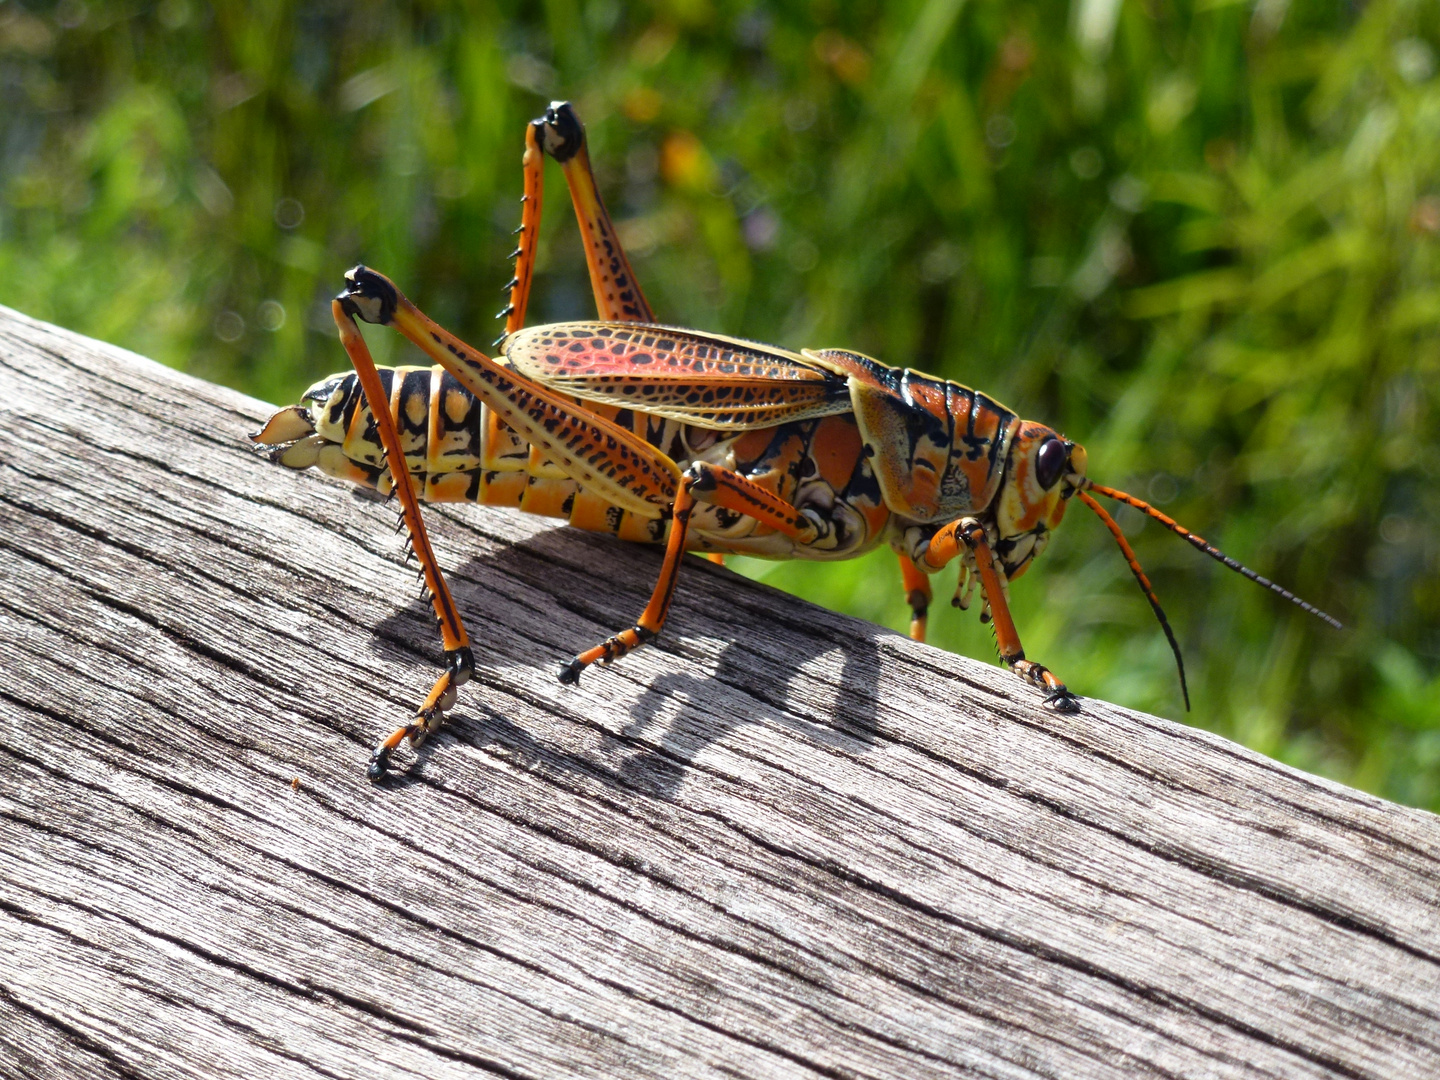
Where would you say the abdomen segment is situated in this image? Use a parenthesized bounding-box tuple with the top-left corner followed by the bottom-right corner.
(252, 365, 664, 544)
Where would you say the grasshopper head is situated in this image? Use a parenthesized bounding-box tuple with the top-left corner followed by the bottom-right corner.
(992, 422, 1087, 579)
(991, 424, 1338, 712)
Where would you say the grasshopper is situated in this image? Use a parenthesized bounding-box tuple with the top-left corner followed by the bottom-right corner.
(253, 102, 1340, 779)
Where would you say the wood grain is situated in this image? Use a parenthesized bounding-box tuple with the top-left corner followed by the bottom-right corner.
(0, 305, 1437, 1079)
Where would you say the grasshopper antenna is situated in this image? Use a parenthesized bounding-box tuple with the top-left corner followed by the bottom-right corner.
(1076, 490, 1190, 710)
(1082, 481, 1342, 631)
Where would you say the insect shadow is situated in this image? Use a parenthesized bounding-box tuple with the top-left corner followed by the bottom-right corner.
(614, 619, 884, 800)
(368, 522, 883, 800)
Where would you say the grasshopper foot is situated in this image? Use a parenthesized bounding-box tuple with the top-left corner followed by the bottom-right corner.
(367, 746, 392, 781)
(558, 626, 655, 687)
(1043, 686, 1081, 713)
(367, 649, 472, 779)
(1013, 660, 1080, 713)
(367, 718, 424, 781)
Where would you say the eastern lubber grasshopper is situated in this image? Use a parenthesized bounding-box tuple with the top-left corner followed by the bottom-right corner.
(252, 102, 1341, 779)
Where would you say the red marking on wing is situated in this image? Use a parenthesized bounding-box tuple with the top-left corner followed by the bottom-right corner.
(505, 323, 853, 429)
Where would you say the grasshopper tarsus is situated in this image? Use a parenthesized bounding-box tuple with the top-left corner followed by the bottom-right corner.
(1043, 688, 1082, 714)
(366, 750, 391, 781)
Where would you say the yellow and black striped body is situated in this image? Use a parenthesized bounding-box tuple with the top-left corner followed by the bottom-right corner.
(254, 364, 897, 560)
(252, 303, 1057, 572)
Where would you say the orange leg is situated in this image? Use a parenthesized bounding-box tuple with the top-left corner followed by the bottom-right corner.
(496, 120, 546, 343)
(499, 101, 654, 343)
(333, 303, 475, 779)
(557, 478, 698, 685)
(686, 461, 823, 542)
(533, 101, 656, 323)
(559, 461, 818, 684)
(895, 551, 933, 643)
(346, 102, 663, 777)
(923, 517, 1079, 712)
(335, 264, 688, 778)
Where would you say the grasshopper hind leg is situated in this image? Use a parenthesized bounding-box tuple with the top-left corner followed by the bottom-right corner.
(367, 646, 474, 779)
(332, 285, 478, 779)
(534, 101, 656, 324)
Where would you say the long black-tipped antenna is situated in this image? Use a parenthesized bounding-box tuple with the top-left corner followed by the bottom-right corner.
(1077, 490, 1190, 710)
(1085, 481, 1343, 631)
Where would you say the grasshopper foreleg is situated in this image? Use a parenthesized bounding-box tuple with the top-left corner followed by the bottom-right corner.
(922, 517, 1080, 713)
(895, 551, 933, 643)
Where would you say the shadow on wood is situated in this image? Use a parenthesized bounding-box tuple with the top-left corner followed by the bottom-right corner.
(1, 306, 1437, 1079)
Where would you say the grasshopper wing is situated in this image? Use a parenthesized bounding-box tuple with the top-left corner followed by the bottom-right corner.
(503, 323, 853, 430)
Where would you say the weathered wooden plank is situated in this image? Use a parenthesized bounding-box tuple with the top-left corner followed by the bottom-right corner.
(0, 305, 1437, 1079)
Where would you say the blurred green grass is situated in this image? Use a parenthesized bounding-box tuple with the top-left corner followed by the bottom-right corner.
(3, 0, 1437, 808)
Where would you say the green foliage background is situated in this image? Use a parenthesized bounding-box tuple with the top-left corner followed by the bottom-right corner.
(4, 0, 1438, 807)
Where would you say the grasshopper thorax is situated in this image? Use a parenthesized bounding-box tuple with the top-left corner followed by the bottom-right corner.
(811, 349, 1023, 525)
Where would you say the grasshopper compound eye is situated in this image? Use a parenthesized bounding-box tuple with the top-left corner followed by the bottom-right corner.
(1035, 437, 1069, 490)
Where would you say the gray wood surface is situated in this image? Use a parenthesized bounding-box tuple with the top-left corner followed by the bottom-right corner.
(1, 305, 1437, 1080)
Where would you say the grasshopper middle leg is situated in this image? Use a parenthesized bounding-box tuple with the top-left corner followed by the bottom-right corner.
(559, 462, 822, 684)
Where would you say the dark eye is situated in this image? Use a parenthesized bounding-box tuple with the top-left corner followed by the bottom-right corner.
(1035, 437, 1068, 490)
